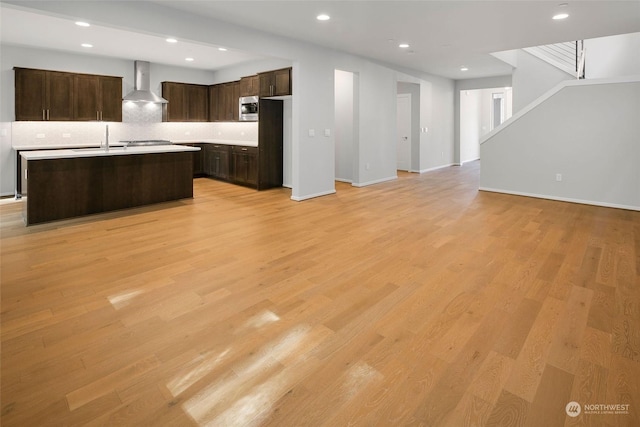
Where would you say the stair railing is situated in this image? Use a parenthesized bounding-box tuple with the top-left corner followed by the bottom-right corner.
(576, 40, 586, 79)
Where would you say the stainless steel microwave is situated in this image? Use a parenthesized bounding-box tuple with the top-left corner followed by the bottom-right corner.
(239, 96, 259, 121)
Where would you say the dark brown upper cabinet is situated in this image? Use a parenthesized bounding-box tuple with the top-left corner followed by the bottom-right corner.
(15, 68, 74, 121)
(186, 84, 209, 122)
(162, 82, 209, 122)
(74, 74, 123, 122)
(208, 84, 220, 122)
(210, 81, 239, 122)
(258, 68, 291, 97)
(15, 68, 122, 122)
(239, 75, 259, 97)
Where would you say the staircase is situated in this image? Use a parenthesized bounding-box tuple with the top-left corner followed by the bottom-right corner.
(523, 41, 585, 78)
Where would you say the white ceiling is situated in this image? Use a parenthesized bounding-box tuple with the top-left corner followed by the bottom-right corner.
(2, 1, 640, 80)
(0, 6, 267, 70)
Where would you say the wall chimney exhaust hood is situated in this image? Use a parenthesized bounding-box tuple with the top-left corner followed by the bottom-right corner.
(122, 61, 168, 103)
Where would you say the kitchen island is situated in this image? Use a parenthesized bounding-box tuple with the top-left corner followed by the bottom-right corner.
(20, 145, 200, 225)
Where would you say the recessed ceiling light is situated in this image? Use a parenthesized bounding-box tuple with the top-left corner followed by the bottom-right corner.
(218, 47, 228, 52)
(75, 21, 90, 27)
(316, 14, 330, 21)
(81, 43, 93, 48)
(399, 43, 410, 48)
(166, 38, 177, 43)
(552, 13, 569, 20)
(185, 57, 194, 62)
(460, 67, 469, 71)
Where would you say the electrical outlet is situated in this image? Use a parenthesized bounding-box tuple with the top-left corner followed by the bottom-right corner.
(556, 173, 562, 182)
(308, 129, 315, 137)
(324, 129, 331, 137)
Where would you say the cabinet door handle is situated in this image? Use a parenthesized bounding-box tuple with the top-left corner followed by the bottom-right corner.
(241, 148, 248, 151)
(47, 109, 50, 120)
(100, 111, 103, 120)
(42, 110, 45, 120)
(97, 111, 100, 120)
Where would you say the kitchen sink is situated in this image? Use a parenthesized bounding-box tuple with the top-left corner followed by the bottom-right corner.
(72, 147, 127, 153)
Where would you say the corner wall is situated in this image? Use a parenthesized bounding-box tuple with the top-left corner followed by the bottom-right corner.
(480, 78, 640, 210)
(511, 49, 573, 112)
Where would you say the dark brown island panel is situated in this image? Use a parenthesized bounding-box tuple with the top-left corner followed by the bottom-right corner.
(21, 150, 195, 225)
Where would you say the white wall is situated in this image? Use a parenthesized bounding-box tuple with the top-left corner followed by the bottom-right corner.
(335, 70, 355, 182)
(480, 78, 640, 210)
(512, 49, 573, 112)
(460, 90, 482, 163)
(585, 32, 640, 79)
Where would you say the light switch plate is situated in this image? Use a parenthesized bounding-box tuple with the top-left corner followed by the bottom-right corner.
(324, 129, 331, 137)
(308, 129, 315, 137)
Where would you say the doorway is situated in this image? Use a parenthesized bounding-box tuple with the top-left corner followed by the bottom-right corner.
(334, 69, 359, 183)
(459, 87, 512, 164)
(396, 93, 411, 171)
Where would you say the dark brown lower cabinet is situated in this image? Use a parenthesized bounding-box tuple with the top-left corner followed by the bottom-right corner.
(205, 144, 230, 180)
(230, 146, 258, 187)
(176, 98, 284, 189)
(22, 152, 193, 225)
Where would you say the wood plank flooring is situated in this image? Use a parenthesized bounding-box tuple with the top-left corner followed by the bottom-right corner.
(1, 161, 639, 426)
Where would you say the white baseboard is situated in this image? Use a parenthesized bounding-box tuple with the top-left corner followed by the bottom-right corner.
(479, 187, 640, 212)
(291, 189, 336, 201)
(418, 163, 455, 173)
(335, 178, 353, 183)
(352, 175, 397, 187)
(460, 158, 479, 165)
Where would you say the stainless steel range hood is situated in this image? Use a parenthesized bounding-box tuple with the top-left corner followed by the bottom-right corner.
(122, 61, 168, 104)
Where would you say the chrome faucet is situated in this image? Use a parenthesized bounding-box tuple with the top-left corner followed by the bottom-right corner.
(104, 124, 109, 152)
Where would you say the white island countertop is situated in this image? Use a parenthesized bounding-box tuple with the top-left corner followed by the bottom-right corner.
(20, 144, 200, 160)
(172, 139, 258, 147)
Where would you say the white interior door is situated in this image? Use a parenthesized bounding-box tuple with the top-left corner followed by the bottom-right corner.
(397, 94, 411, 171)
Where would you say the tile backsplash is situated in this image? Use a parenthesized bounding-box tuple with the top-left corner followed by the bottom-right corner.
(11, 102, 258, 148)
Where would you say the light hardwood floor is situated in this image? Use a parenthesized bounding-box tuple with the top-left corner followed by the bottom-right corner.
(1, 161, 638, 426)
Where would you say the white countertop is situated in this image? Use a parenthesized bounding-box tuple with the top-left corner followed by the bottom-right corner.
(172, 139, 258, 147)
(20, 144, 200, 160)
(15, 139, 258, 151)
